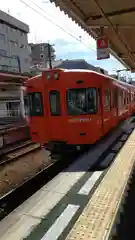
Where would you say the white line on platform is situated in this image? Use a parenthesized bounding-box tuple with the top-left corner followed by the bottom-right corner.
(41, 204, 80, 240)
(78, 171, 103, 195)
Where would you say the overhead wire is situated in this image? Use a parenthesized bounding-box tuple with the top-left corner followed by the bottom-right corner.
(20, 0, 96, 52)
(28, 0, 82, 40)
(30, 0, 95, 47)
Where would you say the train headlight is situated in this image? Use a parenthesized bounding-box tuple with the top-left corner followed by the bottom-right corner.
(46, 72, 51, 80)
(54, 72, 59, 80)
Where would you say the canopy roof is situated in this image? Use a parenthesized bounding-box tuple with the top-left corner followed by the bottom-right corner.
(51, 0, 135, 71)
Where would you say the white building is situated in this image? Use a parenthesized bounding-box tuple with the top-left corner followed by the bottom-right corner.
(0, 10, 30, 121)
(0, 10, 30, 74)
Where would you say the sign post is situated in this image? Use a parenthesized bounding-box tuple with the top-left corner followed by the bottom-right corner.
(97, 36, 110, 60)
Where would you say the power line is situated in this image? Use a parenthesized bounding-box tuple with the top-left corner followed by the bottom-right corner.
(20, 0, 96, 52)
(28, 0, 90, 45)
(29, 0, 78, 36)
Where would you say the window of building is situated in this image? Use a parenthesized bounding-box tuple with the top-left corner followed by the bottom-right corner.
(12, 55, 18, 59)
(28, 92, 43, 116)
(0, 49, 7, 56)
(104, 89, 111, 112)
(24, 58, 29, 63)
(49, 91, 61, 116)
(40, 45, 44, 51)
(0, 33, 5, 41)
(67, 88, 97, 116)
(40, 53, 44, 59)
(10, 40, 17, 47)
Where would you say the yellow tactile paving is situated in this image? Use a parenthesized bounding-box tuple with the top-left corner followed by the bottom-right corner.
(66, 130, 135, 240)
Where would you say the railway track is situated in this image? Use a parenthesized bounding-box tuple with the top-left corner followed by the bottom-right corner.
(0, 140, 40, 166)
(0, 118, 134, 222)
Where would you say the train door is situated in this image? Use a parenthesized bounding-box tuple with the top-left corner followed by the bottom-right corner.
(102, 87, 112, 134)
(111, 87, 118, 127)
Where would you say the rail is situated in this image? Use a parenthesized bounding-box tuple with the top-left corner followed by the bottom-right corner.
(0, 140, 41, 165)
(0, 124, 30, 149)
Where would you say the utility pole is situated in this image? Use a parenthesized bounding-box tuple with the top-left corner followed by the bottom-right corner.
(44, 42, 55, 69)
(47, 43, 52, 69)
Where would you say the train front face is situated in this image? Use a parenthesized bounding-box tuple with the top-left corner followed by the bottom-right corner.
(24, 74, 49, 145)
(44, 70, 103, 152)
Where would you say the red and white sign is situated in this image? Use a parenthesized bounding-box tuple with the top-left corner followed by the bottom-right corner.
(97, 36, 110, 60)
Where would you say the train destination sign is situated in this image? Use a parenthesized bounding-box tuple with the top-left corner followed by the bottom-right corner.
(97, 36, 110, 60)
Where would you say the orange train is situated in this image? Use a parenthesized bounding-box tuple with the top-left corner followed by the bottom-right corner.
(25, 69, 135, 153)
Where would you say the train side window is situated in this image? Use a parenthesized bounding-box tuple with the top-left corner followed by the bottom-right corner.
(87, 88, 97, 113)
(28, 92, 43, 116)
(127, 92, 129, 104)
(97, 88, 101, 110)
(133, 93, 134, 102)
(128, 92, 130, 103)
(118, 90, 123, 108)
(124, 92, 126, 105)
(50, 90, 61, 116)
(104, 89, 111, 112)
(113, 89, 117, 108)
(131, 93, 133, 103)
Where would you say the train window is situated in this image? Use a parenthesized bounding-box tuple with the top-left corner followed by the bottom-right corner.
(134, 93, 135, 102)
(87, 88, 97, 113)
(50, 90, 61, 116)
(128, 93, 130, 104)
(124, 92, 126, 105)
(127, 92, 129, 105)
(67, 88, 97, 116)
(118, 90, 123, 108)
(28, 92, 43, 116)
(113, 89, 117, 108)
(132, 93, 134, 103)
(104, 89, 111, 112)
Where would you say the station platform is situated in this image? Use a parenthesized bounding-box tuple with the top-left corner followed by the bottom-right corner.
(0, 119, 135, 240)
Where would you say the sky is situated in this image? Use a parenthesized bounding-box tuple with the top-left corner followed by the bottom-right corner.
(0, 0, 132, 76)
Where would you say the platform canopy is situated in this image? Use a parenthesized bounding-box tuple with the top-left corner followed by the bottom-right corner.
(51, 0, 135, 72)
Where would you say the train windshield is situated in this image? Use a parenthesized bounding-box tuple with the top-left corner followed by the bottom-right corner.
(28, 92, 43, 116)
(67, 88, 97, 115)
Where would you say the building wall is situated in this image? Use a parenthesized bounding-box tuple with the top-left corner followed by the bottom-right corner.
(0, 10, 30, 74)
(29, 43, 55, 68)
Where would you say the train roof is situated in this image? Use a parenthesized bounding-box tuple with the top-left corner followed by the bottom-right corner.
(26, 69, 135, 91)
(58, 68, 135, 89)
